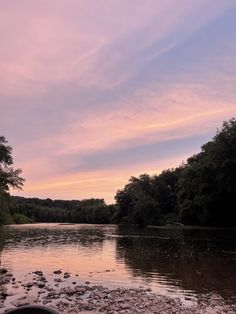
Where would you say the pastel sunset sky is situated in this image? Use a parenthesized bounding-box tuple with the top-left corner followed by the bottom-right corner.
(1, 1, 236, 203)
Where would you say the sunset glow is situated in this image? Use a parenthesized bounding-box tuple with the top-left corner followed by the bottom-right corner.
(1, 0, 236, 203)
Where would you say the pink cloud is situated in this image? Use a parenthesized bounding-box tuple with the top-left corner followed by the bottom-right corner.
(2, 1, 236, 202)
(1, 0, 233, 95)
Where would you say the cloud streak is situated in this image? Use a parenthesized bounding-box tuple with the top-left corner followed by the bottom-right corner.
(1, 1, 236, 202)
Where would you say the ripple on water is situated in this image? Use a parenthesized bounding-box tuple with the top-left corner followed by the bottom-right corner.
(0, 223, 236, 303)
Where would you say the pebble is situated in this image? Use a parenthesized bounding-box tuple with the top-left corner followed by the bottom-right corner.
(33, 270, 43, 276)
(1, 270, 236, 314)
(54, 278, 62, 282)
(63, 272, 70, 279)
(38, 282, 46, 288)
(0, 268, 8, 274)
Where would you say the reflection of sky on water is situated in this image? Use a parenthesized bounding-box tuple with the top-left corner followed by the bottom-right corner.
(0, 224, 236, 301)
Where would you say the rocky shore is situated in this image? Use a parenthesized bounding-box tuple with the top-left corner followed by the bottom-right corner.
(1, 268, 236, 313)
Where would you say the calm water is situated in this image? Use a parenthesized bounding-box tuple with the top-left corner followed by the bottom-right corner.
(0, 223, 236, 303)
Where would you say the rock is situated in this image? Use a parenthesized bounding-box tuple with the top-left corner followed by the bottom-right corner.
(0, 286, 8, 297)
(2, 271, 236, 314)
(11, 295, 37, 307)
(1, 276, 11, 284)
(34, 270, 43, 276)
(25, 282, 33, 288)
(53, 270, 62, 275)
(185, 296, 192, 301)
(7, 273, 13, 277)
(75, 287, 86, 294)
(120, 303, 130, 310)
(63, 272, 70, 279)
(38, 282, 46, 288)
(63, 287, 75, 296)
(54, 278, 62, 282)
(0, 268, 8, 274)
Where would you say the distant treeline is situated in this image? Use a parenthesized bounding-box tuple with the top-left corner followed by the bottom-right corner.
(8, 197, 116, 225)
(1, 118, 236, 227)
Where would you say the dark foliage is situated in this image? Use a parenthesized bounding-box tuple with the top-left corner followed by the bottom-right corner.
(115, 118, 236, 227)
(0, 136, 24, 224)
(9, 196, 117, 224)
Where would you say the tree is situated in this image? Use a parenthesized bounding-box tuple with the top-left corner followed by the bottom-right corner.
(0, 136, 24, 224)
(0, 136, 24, 191)
(115, 118, 236, 227)
(115, 169, 183, 227)
(177, 118, 236, 226)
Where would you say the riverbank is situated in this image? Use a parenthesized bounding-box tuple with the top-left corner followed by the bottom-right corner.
(1, 268, 236, 313)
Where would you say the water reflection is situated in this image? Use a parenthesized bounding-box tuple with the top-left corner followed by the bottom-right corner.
(0, 226, 7, 268)
(4, 224, 105, 249)
(0, 224, 236, 301)
(115, 226, 236, 299)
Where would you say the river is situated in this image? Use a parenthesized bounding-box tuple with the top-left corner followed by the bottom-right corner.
(0, 223, 236, 305)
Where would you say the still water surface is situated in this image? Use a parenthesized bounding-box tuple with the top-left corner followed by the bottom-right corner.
(0, 223, 236, 302)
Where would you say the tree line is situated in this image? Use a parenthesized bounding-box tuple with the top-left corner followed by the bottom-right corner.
(9, 196, 116, 224)
(0, 118, 235, 227)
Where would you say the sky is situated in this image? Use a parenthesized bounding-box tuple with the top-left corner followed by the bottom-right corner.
(1, 0, 236, 203)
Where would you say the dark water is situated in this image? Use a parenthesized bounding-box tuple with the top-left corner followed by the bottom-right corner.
(0, 223, 236, 302)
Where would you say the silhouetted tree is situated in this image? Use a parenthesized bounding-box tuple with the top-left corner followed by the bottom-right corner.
(177, 118, 236, 226)
(0, 136, 24, 223)
(115, 118, 236, 227)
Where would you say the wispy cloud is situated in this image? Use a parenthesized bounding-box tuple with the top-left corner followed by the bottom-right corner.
(1, 0, 236, 202)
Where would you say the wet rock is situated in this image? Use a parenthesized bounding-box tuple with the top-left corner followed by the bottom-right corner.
(185, 296, 192, 301)
(33, 270, 43, 276)
(63, 272, 70, 279)
(0, 268, 8, 274)
(53, 270, 62, 275)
